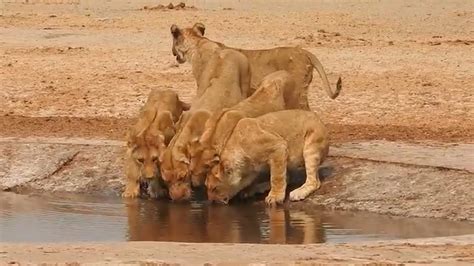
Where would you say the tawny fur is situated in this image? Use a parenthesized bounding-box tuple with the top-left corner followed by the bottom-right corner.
(122, 89, 189, 199)
(171, 23, 342, 110)
(189, 70, 301, 186)
(161, 28, 251, 201)
(206, 110, 329, 205)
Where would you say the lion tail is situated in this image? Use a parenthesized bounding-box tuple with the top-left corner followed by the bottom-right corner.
(305, 50, 342, 99)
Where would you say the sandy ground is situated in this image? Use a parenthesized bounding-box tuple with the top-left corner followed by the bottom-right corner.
(0, 0, 473, 142)
(1, 235, 474, 265)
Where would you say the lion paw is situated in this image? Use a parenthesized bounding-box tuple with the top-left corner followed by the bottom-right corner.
(289, 185, 316, 201)
(122, 185, 140, 198)
(265, 191, 285, 206)
(122, 190, 139, 199)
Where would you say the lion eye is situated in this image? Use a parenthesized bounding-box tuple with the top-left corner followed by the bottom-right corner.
(137, 158, 144, 164)
(152, 156, 158, 162)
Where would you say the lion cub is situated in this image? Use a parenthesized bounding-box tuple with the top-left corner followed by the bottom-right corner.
(188, 70, 300, 187)
(206, 110, 329, 205)
(123, 89, 189, 199)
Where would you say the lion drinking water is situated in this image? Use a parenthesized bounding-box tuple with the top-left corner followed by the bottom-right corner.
(206, 110, 329, 205)
(122, 89, 189, 199)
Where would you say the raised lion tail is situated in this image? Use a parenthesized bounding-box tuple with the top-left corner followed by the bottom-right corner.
(305, 50, 342, 99)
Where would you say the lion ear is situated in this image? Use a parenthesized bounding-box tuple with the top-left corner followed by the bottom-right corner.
(192, 22, 205, 36)
(171, 24, 182, 38)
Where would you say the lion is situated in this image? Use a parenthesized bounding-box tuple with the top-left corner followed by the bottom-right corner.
(122, 89, 189, 199)
(170, 23, 342, 110)
(205, 110, 329, 205)
(159, 47, 251, 201)
(187, 70, 301, 187)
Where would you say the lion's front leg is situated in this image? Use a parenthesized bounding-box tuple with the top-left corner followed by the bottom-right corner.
(122, 157, 141, 198)
(122, 180, 140, 198)
(265, 140, 288, 206)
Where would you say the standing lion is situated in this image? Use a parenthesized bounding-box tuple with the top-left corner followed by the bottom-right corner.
(170, 23, 342, 110)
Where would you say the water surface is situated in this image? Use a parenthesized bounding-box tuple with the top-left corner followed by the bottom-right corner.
(1, 192, 472, 243)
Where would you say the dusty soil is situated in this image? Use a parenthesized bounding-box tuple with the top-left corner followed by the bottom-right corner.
(1, 235, 474, 265)
(0, 0, 473, 143)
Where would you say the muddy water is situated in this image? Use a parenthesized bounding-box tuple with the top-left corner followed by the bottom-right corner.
(0, 192, 473, 243)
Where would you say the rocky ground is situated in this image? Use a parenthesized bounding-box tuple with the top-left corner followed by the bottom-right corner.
(1, 137, 472, 221)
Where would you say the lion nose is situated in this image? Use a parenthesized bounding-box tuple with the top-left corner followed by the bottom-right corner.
(222, 197, 229, 204)
(143, 172, 155, 179)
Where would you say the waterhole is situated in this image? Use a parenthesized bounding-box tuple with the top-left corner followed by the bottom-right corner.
(0, 192, 472, 243)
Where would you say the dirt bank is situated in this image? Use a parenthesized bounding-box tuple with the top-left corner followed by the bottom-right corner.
(1, 115, 472, 143)
(1, 235, 474, 265)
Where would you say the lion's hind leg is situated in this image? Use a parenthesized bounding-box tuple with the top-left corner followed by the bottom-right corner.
(289, 130, 324, 201)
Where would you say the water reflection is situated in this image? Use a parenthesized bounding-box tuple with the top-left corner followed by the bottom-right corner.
(1, 192, 473, 243)
(125, 200, 326, 243)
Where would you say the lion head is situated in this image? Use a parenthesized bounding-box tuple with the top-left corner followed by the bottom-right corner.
(205, 163, 231, 204)
(159, 144, 192, 201)
(170, 22, 206, 64)
(189, 146, 219, 187)
(160, 110, 213, 201)
(206, 152, 261, 204)
(127, 110, 175, 181)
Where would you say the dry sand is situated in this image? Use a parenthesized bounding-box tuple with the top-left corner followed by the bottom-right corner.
(0, 0, 473, 142)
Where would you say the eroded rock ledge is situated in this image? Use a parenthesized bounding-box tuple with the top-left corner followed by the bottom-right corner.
(1, 137, 472, 221)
